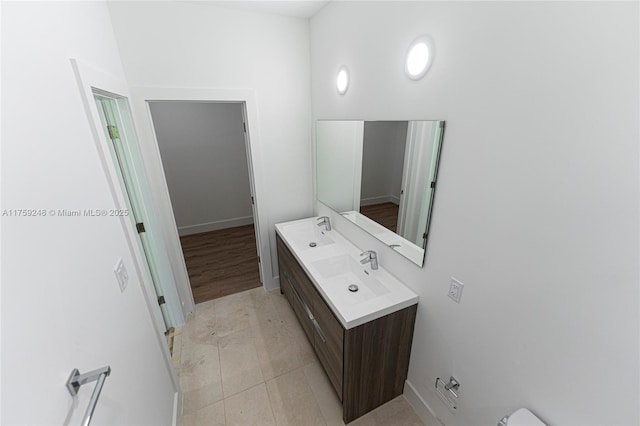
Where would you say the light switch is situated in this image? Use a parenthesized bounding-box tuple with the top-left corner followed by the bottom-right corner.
(114, 258, 129, 292)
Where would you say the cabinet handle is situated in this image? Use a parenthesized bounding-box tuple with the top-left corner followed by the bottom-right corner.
(286, 275, 326, 343)
(287, 275, 313, 320)
(311, 318, 327, 343)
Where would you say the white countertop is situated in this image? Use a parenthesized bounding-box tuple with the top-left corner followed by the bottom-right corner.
(275, 217, 419, 329)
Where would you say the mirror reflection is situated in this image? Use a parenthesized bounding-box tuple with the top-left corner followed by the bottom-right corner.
(316, 120, 445, 267)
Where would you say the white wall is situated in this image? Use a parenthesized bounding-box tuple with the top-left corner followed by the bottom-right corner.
(1, 2, 176, 424)
(107, 1, 313, 281)
(148, 102, 253, 235)
(311, 2, 639, 425)
(361, 121, 407, 205)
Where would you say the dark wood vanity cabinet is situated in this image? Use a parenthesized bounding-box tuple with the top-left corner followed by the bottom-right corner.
(277, 235, 344, 399)
(276, 234, 417, 424)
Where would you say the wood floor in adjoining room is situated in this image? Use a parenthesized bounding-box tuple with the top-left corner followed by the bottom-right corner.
(180, 224, 261, 304)
(360, 202, 399, 232)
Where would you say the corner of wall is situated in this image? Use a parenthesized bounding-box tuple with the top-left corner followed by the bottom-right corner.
(404, 380, 443, 426)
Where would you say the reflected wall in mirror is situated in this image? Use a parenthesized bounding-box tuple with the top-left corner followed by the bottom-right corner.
(316, 120, 445, 267)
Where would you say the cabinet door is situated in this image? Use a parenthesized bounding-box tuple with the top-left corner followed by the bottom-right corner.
(313, 293, 344, 400)
(287, 255, 317, 308)
(277, 253, 294, 308)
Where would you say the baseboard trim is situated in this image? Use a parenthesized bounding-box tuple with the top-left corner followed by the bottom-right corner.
(267, 275, 281, 292)
(178, 216, 254, 236)
(404, 380, 443, 426)
(360, 195, 399, 206)
(172, 390, 181, 426)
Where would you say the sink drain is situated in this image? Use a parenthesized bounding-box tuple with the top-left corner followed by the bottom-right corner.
(309, 242, 317, 248)
(348, 284, 359, 292)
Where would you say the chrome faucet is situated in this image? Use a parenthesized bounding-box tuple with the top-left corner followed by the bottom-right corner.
(360, 250, 378, 270)
(317, 216, 331, 231)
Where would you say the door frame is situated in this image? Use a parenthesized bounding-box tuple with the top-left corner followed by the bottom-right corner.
(70, 59, 181, 421)
(130, 87, 274, 295)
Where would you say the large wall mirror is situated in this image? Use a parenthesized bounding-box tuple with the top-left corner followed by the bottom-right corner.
(316, 120, 445, 266)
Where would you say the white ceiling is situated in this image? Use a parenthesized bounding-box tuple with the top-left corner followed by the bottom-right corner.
(179, 1, 331, 19)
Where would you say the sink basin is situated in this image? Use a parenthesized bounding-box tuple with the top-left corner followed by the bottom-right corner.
(312, 254, 390, 305)
(276, 216, 419, 328)
(283, 221, 335, 250)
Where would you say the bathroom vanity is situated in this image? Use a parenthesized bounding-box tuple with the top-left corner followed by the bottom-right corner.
(275, 217, 418, 423)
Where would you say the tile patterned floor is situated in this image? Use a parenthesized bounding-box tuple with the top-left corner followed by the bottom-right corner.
(173, 287, 426, 426)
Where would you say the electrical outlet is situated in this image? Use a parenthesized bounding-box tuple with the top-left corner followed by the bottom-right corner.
(114, 258, 129, 292)
(448, 277, 464, 303)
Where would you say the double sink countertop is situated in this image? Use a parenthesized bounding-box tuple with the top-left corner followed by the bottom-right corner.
(275, 217, 419, 329)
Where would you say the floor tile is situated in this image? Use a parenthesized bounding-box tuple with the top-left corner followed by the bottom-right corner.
(195, 298, 216, 319)
(224, 383, 276, 426)
(183, 381, 224, 414)
(181, 400, 225, 426)
(251, 321, 302, 381)
(213, 290, 258, 338)
(180, 342, 222, 393)
(269, 290, 300, 326)
(182, 313, 219, 346)
(179, 286, 424, 426)
(282, 312, 316, 366)
(304, 361, 344, 426)
(266, 368, 326, 426)
(218, 327, 264, 397)
(349, 396, 424, 426)
(249, 287, 283, 326)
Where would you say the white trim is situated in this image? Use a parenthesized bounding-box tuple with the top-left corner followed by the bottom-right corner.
(178, 216, 254, 236)
(172, 391, 181, 426)
(352, 124, 364, 211)
(239, 102, 265, 285)
(360, 195, 400, 207)
(404, 380, 444, 426)
(70, 58, 180, 395)
(129, 87, 275, 292)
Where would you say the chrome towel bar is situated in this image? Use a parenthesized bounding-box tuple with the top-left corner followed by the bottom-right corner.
(66, 366, 111, 426)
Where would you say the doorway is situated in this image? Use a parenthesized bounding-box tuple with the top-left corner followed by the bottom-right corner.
(147, 101, 261, 303)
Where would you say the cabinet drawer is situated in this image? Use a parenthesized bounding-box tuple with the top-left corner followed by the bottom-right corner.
(277, 237, 318, 313)
(313, 294, 344, 400)
(280, 270, 315, 344)
(286, 272, 316, 346)
(288, 258, 317, 309)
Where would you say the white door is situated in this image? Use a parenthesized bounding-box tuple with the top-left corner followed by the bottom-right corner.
(240, 104, 265, 284)
(94, 93, 173, 329)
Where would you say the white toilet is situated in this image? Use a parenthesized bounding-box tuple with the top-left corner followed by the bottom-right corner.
(498, 408, 547, 426)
